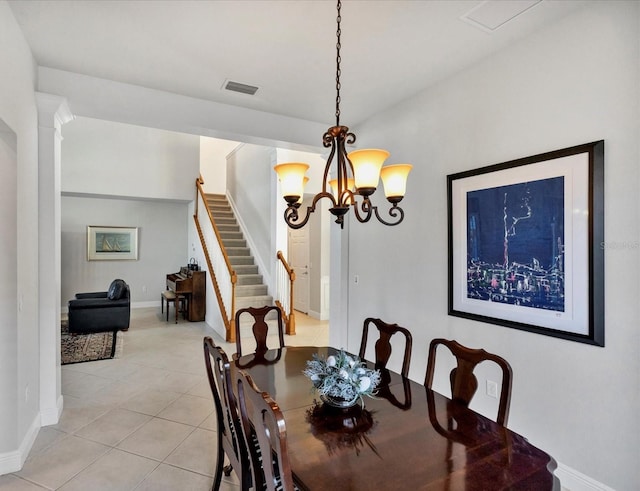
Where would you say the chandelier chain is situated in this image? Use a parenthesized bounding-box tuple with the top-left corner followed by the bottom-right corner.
(335, 0, 342, 126)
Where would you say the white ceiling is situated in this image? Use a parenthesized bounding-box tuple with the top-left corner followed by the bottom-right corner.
(9, 0, 586, 126)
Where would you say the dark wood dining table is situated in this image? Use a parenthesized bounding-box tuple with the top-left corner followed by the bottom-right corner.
(235, 346, 559, 491)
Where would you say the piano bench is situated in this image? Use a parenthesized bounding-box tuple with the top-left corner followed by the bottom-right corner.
(161, 290, 187, 324)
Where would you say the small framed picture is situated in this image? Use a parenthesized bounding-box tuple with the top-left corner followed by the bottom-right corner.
(447, 141, 604, 346)
(87, 226, 139, 261)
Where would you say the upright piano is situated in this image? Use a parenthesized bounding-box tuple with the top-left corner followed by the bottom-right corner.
(166, 267, 206, 321)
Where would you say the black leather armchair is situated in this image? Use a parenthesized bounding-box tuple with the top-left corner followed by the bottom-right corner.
(68, 279, 131, 334)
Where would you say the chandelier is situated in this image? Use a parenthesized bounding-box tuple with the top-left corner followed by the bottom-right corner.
(274, 0, 412, 229)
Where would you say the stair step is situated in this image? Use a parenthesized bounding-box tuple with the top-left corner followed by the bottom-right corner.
(215, 217, 237, 225)
(236, 284, 268, 297)
(206, 194, 227, 202)
(226, 247, 250, 256)
(217, 224, 240, 232)
(236, 274, 263, 285)
(222, 238, 246, 248)
(229, 256, 254, 265)
(235, 295, 274, 311)
(211, 211, 234, 219)
(202, 194, 276, 320)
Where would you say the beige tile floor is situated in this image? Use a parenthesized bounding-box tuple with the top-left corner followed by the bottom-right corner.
(0, 307, 328, 491)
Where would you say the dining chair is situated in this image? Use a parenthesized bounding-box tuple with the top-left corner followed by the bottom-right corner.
(358, 317, 413, 377)
(234, 305, 285, 358)
(424, 338, 513, 426)
(203, 337, 251, 491)
(235, 369, 299, 491)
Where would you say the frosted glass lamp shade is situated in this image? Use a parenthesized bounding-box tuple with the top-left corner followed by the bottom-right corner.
(274, 163, 309, 203)
(296, 177, 310, 205)
(380, 164, 412, 200)
(348, 149, 389, 194)
(328, 177, 355, 198)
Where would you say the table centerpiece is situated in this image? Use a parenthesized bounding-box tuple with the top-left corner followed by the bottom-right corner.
(303, 349, 381, 408)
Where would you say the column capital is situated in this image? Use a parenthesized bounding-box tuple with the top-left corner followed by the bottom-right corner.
(35, 92, 74, 129)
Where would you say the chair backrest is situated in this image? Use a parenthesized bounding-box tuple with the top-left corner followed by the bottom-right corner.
(424, 338, 513, 426)
(235, 305, 285, 358)
(236, 369, 296, 491)
(203, 337, 250, 490)
(358, 317, 413, 377)
(107, 279, 129, 301)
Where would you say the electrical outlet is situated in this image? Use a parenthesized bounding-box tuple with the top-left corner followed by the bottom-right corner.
(486, 380, 498, 399)
(354, 275, 359, 284)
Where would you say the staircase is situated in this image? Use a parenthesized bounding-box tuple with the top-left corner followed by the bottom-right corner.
(205, 194, 274, 312)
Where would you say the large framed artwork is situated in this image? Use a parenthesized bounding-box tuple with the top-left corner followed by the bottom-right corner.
(87, 226, 139, 261)
(447, 141, 604, 346)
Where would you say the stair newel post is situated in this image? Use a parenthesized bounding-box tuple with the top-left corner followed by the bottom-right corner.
(287, 269, 296, 335)
(228, 271, 237, 342)
(195, 178, 199, 218)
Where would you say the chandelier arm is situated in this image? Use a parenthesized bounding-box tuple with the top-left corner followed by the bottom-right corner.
(321, 139, 338, 193)
(351, 196, 374, 223)
(284, 191, 337, 230)
(372, 202, 405, 226)
(339, 189, 355, 207)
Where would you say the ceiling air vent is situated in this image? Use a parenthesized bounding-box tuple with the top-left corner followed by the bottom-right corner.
(224, 80, 259, 95)
(460, 0, 541, 33)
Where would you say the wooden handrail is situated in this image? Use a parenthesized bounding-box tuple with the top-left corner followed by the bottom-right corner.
(194, 215, 232, 336)
(276, 251, 296, 335)
(196, 179, 237, 281)
(194, 179, 237, 342)
(277, 250, 295, 279)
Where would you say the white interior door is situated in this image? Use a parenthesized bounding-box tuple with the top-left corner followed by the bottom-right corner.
(289, 226, 310, 314)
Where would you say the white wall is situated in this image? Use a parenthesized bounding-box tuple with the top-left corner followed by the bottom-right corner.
(0, 0, 41, 472)
(0, 119, 18, 455)
(59, 117, 202, 307)
(62, 117, 200, 201)
(345, 2, 639, 489)
(199, 136, 239, 194)
(227, 143, 277, 287)
(61, 196, 188, 306)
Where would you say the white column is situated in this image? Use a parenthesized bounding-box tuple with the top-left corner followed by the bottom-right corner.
(329, 220, 349, 350)
(36, 93, 73, 425)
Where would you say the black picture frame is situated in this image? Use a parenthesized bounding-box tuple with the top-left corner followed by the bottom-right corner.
(447, 141, 604, 346)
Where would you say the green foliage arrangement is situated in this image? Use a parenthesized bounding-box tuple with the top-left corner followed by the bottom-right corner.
(303, 349, 381, 405)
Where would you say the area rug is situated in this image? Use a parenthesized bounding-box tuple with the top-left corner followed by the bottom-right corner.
(61, 319, 123, 365)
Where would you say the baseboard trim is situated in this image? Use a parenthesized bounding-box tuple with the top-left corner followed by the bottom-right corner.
(40, 394, 63, 426)
(0, 412, 40, 475)
(131, 300, 161, 309)
(556, 462, 614, 491)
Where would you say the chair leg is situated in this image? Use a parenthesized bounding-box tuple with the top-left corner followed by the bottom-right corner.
(212, 433, 224, 491)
